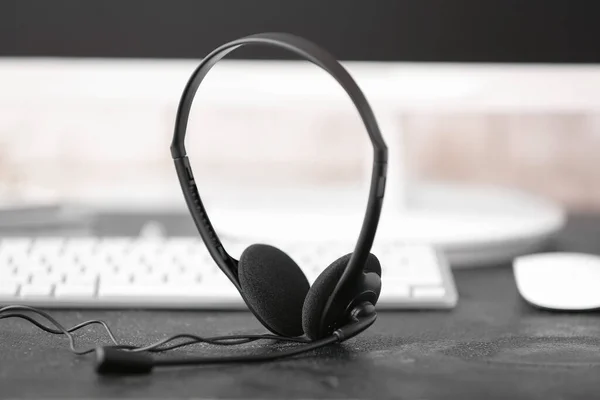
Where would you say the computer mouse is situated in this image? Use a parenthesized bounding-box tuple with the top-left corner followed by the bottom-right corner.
(513, 252, 600, 310)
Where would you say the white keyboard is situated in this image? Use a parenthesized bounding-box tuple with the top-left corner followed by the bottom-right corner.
(0, 237, 457, 309)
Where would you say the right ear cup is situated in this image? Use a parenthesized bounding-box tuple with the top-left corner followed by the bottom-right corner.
(302, 253, 381, 340)
(238, 244, 310, 337)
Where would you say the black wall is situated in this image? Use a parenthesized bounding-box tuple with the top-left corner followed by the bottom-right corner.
(2, 0, 599, 63)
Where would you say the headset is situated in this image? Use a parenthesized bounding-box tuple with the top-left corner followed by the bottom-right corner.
(0, 32, 388, 375)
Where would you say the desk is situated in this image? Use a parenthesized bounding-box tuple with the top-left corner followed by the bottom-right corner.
(1, 214, 600, 399)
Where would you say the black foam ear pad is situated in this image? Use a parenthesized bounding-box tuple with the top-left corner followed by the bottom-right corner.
(302, 253, 381, 340)
(238, 244, 310, 337)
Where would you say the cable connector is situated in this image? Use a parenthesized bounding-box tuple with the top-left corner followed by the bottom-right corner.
(95, 347, 154, 375)
(333, 302, 377, 342)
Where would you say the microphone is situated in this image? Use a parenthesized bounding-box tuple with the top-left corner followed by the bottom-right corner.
(94, 302, 376, 375)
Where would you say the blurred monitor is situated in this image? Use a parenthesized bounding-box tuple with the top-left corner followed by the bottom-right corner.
(1, 0, 598, 266)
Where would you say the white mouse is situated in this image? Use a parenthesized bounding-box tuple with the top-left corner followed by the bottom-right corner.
(513, 252, 600, 310)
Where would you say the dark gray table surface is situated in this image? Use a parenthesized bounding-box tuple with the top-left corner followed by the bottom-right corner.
(1, 213, 600, 399)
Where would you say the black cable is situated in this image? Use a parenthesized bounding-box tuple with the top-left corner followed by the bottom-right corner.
(0, 305, 118, 355)
(129, 334, 260, 353)
(153, 335, 338, 367)
(2, 303, 376, 374)
(0, 313, 69, 335)
(134, 334, 309, 353)
(0, 305, 309, 356)
(1, 305, 343, 375)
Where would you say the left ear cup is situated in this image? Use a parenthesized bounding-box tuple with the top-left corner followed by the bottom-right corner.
(238, 244, 310, 337)
(302, 253, 381, 340)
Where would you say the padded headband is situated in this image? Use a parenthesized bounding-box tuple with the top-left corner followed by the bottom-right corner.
(171, 32, 388, 327)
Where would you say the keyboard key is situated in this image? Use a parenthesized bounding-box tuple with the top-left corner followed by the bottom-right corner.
(128, 239, 166, 260)
(65, 272, 97, 286)
(0, 238, 32, 256)
(14, 259, 49, 275)
(0, 282, 19, 297)
(143, 250, 176, 266)
(412, 286, 446, 298)
(100, 272, 132, 285)
(55, 284, 96, 298)
(178, 253, 212, 269)
(9, 254, 38, 268)
(46, 255, 80, 272)
(163, 238, 201, 257)
(0, 273, 28, 285)
(30, 237, 66, 257)
(63, 237, 98, 258)
(98, 237, 133, 255)
(78, 255, 112, 273)
(30, 271, 64, 285)
(20, 283, 54, 298)
(379, 283, 410, 300)
(386, 264, 442, 284)
(147, 258, 180, 274)
(111, 257, 145, 273)
(133, 272, 167, 285)
(166, 270, 203, 284)
(98, 283, 205, 299)
(0, 254, 11, 267)
(407, 272, 442, 285)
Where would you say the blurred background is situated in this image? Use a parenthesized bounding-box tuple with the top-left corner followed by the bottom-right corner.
(0, 1, 599, 248)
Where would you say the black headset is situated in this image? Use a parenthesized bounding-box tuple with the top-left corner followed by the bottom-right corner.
(171, 31, 388, 341)
(1, 32, 388, 375)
